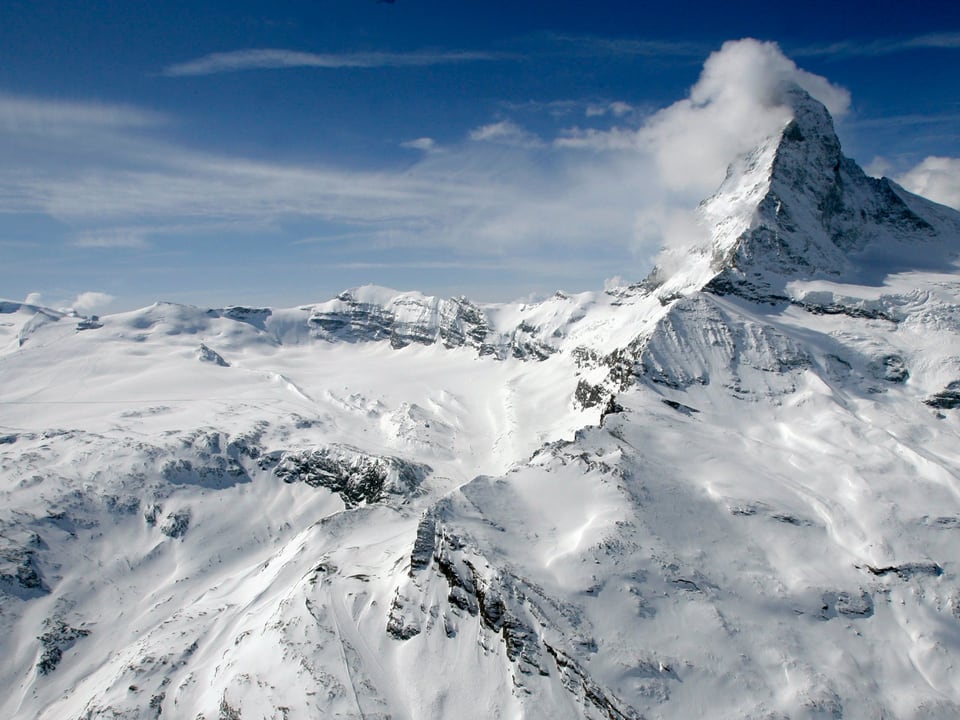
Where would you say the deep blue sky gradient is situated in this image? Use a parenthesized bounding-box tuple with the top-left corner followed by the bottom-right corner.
(2, 0, 959, 310)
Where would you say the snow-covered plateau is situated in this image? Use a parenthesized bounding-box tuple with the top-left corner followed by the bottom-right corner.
(4, 86, 960, 719)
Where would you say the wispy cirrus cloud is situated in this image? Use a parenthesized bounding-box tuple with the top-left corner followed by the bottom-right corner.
(163, 48, 517, 76)
(0, 93, 164, 134)
(70, 229, 149, 249)
(468, 121, 544, 148)
(0, 40, 860, 305)
(543, 34, 707, 58)
(792, 32, 960, 58)
(401, 137, 438, 153)
(542, 30, 960, 63)
(553, 127, 638, 151)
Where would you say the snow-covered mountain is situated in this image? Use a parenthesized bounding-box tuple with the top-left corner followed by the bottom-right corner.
(4, 85, 960, 719)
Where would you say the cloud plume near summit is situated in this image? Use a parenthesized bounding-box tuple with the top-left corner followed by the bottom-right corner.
(0, 39, 905, 303)
(640, 39, 850, 195)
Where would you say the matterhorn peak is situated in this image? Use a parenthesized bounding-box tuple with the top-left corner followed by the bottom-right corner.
(689, 84, 960, 304)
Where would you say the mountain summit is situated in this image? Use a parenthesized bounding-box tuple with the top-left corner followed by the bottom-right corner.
(4, 86, 960, 719)
(654, 85, 960, 304)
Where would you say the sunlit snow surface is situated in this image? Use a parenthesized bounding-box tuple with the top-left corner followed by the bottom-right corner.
(4, 89, 960, 719)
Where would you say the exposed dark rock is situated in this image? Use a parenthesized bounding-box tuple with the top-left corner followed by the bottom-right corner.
(872, 354, 909, 383)
(226, 426, 266, 460)
(274, 446, 428, 508)
(197, 343, 230, 367)
(103, 494, 140, 515)
(309, 292, 491, 352)
(214, 306, 273, 331)
(926, 516, 960, 529)
(219, 697, 242, 720)
(704, 272, 790, 306)
(864, 562, 943, 579)
(37, 618, 90, 674)
(144, 503, 162, 527)
(75, 317, 103, 331)
(661, 399, 699, 415)
(572, 346, 601, 369)
(306, 290, 563, 360)
(159, 509, 191, 539)
(925, 382, 960, 409)
(600, 395, 624, 425)
(386, 591, 421, 640)
(418, 525, 550, 675)
(544, 642, 645, 720)
(0, 543, 47, 593)
(574, 379, 605, 410)
(770, 513, 808, 526)
(162, 455, 250, 489)
(796, 300, 897, 323)
(672, 578, 702, 593)
(728, 502, 813, 527)
(409, 510, 439, 574)
(821, 590, 874, 619)
(149, 692, 166, 718)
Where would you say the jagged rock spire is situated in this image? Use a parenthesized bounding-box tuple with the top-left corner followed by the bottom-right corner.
(693, 85, 956, 303)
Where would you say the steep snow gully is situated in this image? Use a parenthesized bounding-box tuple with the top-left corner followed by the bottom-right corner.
(4, 85, 960, 718)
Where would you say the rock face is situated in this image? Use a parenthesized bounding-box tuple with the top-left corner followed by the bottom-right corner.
(306, 287, 564, 359)
(3, 82, 960, 720)
(272, 445, 429, 508)
(699, 87, 960, 303)
(308, 289, 489, 350)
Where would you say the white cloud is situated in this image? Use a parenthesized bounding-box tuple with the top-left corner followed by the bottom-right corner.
(636, 206, 712, 277)
(69, 291, 115, 315)
(603, 275, 626, 291)
(554, 127, 638, 151)
(897, 157, 960, 210)
(864, 157, 893, 178)
(21, 291, 114, 314)
(71, 229, 149, 248)
(639, 38, 849, 195)
(468, 121, 543, 147)
(163, 49, 514, 76)
(585, 101, 636, 118)
(0, 93, 163, 136)
(402, 137, 437, 152)
(794, 32, 960, 58)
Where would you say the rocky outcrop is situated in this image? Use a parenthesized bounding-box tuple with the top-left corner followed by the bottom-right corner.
(308, 290, 489, 351)
(272, 445, 429, 507)
(37, 617, 90, 675)
(399, 515, 552, 677)
(924, 382, 960, 409)
(306, 288, 559, 360)
(197, 343, 229, 366)
(0, 540, 47, 595)
(600, 294, 810, 397)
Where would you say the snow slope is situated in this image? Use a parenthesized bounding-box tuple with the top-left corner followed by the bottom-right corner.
(3, 85, 960, 719)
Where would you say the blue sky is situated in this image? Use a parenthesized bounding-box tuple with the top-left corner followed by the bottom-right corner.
(2, 0, 959, 313)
